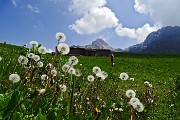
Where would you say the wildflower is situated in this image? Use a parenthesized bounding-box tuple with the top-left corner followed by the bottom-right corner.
(41, 74, 48, 80)
(119, 72, 129, 80)
(51, 69, 57, 76)
(38, 46, 47, 54)
(27, 53, 35, 59)
(18, 55, 28, 65)
(130, 78, 134, 81)
(126, 89, 136, 98)
(129, 97, 140, 105)
(119, 108, 123, 111)
(93, 66, 101, 74)
(75, 69, 82, 77)
(0, 56, 2, 61)
(87, 75, 94, 82)
(95, 107, 101, 113)
(96, 72, 106, 80)
(68, 67, 76, 75)
(55, 32, 66, 42)
(30, 41, 38, 48)
(144, 81, 150, 87)
(39, 89, 46, 95)
(68, 56, 78, 65)
(46, 63, 53, 69)
(132, 101, 144, 112)
(57, 43, 70, 55)
(33, 55, 40, 62)
(59, 84, 67, 92)
(62, 64, 71, 72)
(9, 73, 20, 83)
(37, 61, 43, 67)
(101, 71, 108, 78)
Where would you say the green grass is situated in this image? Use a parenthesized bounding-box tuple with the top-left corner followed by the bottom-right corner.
(0, 43, 180, 120)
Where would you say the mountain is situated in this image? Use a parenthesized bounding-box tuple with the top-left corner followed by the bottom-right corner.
(125, 26, 180, 54)
(85, 39, 115, 51)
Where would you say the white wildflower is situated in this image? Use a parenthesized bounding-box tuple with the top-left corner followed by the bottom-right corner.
(27, 53, 35, 59)
(96, 72, 106, 80)
(101, 71, 108, 79)
(132, 101, 144, 112)
(57, 43, 70, 55)
(41, 74, 48, 80)
(62, 64, 71, 72)
(39, 89, 46, 95)
(75, 69, 82, 77)
(126, 89, 136, 98)
(68, 67, 76, 75)
(34, 55, 40, 62)
(37, 61, 43, 67)
(130, 78, 134, 81)
(93, 66, 101, 74)
(55, 32, 66, 42)
(120, 72, 129, 80)
(129, 97, 140, 106)
(30, 41, 38, 48)
(87, 75, 94, 82)
(38, 46, 47, 54)
(59, 84, 67, 92)
(9, 74, 20, 83)
(148, 84, 152, 87)
(119, 108, 123, 111)
(18, 55, 28, 65)
(68, 56, 78, 65)
(51, 69, 57, 76)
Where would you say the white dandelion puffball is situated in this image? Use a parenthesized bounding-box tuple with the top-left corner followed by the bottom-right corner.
(0, 56, 2, 61)
(38, 46, 47, 54)
(39, 89, 46, 95)
(62, 64, 71, 72)
(68, 56, 78, 65)
(57, 43, 70, 55)
(37, 61, 43, 67)
(101, 71, 108, 79)
(18, 55, 28, 65)
(33, 55, 40, 62)
(148, 84, 152, 87)
(87, 75, 94, 82)
(68, 67, 76, 75)
(51, 69, 57, 76)
(30, 41, 38, 48)
(132, 101, 144, 112)
(9, 74, 20, 83)
(56, 32, 66, 42)
(59, 84, 67, 92)
(75, 69, 82, 77)
(93, 66, 101, 74)
(144, 81, 149, 86)
(129, 97, 140, 106)
(96, 72, 106, 80)
(41, 74, 48, 80)
(130, 78, 134, 81)
(27, 53, 35, 59)
(120, 72, 129, 80)
(126, 89, 136, 98)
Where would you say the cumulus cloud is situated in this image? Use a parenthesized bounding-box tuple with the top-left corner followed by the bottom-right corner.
(11, 0, 17, 7)
(134, 0, 180, 26)
(115, 24, 159, 42)
(69, 0, 118, 34)
(27, 4, 40, 13)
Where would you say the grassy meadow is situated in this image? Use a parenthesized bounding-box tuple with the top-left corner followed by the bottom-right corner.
(0, 42, 180, 120)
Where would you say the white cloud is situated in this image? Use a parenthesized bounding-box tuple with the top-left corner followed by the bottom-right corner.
(69, 0, 118, 34)
(11, 0, 17, 7)
(134, 0, 180, 26)
(27, 4, 40, 13)
(115, 24, 159, 42)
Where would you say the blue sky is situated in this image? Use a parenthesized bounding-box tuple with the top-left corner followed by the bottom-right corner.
(0, 0, 179, 51)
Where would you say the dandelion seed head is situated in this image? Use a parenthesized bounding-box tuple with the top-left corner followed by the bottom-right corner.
(120, 72, 129, 80)
(39, 89, 46, 95)
(37, 61, 43, 67)
(30, 41, 38, 48)
(57, 43, 70, 55)
(75, 69, 82, 77)
(55, 32, 66, 42)
(87, 75, 94, 82)
(34, 55, 40, 62)
(68, 67, 76, 75)
(68, 56, 78, 65)
(126, 89, 136, 98)
(38, 46, 47, 54)
(59, 84, 67, 92)
(62, 64, 71, 72)
(9, 73, 20, 83)
(41, 74, 48, 80)
(129, 97, 140, 105)
(132, 101, 144, 112)
(93, 66, 101, 74)
(27, 53, 35, 59)
(18, 55, 28, 65)
(51, 69, 57, 76)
